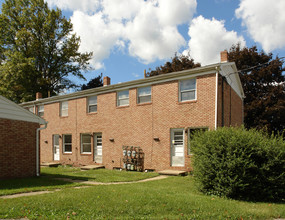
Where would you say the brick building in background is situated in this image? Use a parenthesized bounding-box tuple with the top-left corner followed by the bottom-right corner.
(0, 96, 46, 178)
(20, 51, 244, 171)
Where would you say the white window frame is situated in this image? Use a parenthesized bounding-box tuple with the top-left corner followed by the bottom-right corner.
(60, 101, 68, 117)
(63, 134, 72, 153)
(179, 78, 197, 102)
(28, 106, 34, 113)
(137, 86, 151, 104)
(38, 105, 44, 117)
(117, 90, 129, 107)
(87, 96, 97, 113)
(81, 133, 92, 154)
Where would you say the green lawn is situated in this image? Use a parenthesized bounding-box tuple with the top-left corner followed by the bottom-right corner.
(41, 166, 159, 182)
(0, 177, 81, 196)
(0, 175, 284, 219)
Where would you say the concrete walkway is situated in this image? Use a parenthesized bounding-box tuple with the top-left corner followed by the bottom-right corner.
(0, 175, 168, 199)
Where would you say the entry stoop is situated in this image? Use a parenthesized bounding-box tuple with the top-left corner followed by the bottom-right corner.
(158, 170, 187, 176)
(80, 165, 105, 170)
(41, 162, 61, 167)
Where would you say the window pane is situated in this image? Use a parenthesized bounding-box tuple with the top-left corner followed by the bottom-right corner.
(83, 144, 91, 153)
(89, 105, 97, 113)
(118, 99, 129, 106)
(138, 95, 151, 103)
(64, 135, 72, 144)
(61, 109, 68, 117)
(181, 91, 196, 101)
(88, 96, 97, 105)
(138, 87, 151, 96)
(180, 79, 196, 91)
(118, 90, 129, 99)
(54, 135, 59, 145)
(65, 144, 72, 152)
(61, 101, 68, 110)
(38, 105, 44, 112)
(82, 134, 91, 144)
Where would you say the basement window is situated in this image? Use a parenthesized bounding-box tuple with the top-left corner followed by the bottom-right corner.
(137, 86, 151, 104)
(63, 134, 72, 153)
(60, 101, 68, 117)
(88, 96, 97, 113)
(117, 90, 129, 106)
(81, 133, 91, 154)
(38, 105, 44, 117)
(179, 78, 196, 102)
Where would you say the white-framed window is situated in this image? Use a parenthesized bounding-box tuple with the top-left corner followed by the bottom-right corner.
(187, 127, 208, 155)
(179, 78, 196, 102)
(63, 134, 72, 153)
(117, 90, 129, 106)
(38, 105, 44, 117)
(60, 101, 68, 117)
(28, 107, 34, 113)
(88, 96, 97, 113)
(137, 86, 151, 104)
(81, 133, 91, 154)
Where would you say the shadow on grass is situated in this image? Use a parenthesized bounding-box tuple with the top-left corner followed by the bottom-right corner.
(40, 173, 91, 181)
(0, 176, 77, 191)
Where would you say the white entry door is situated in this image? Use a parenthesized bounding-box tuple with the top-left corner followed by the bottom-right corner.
(53, 135, 60, 161)
(94, 133, 102, 163)
(170, 128, 185, 167)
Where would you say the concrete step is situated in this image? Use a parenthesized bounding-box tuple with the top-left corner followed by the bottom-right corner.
(41, 162, 61, 167)
(80, 165, 105, 170)
(158, 170, 188, 176)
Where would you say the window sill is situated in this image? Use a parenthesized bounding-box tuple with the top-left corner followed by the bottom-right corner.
(60, 116, 69, 118)
(116, 105, 129, 109)
(63, 152, 72, 155)
(137, 102, 152, 106)
(177, 100, 197, 105)
(81, 153, 92, 156)
(87, 112, 98, 115)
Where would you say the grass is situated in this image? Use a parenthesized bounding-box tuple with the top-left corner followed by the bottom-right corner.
(41, 165, 159, 182)
(0, 176, 81, 196)
(0, 175, 284, 219)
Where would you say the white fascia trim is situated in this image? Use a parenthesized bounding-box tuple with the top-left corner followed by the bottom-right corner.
(21, 68, 218, 107)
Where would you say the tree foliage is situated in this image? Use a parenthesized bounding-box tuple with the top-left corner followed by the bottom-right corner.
(0, 0, 93, 102)
(228, 44, 285, 135)
(81, 73, 103, 90)
(146, 53, 201, 77)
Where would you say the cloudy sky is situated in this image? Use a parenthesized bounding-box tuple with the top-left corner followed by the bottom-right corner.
(4, 0, 285, 86)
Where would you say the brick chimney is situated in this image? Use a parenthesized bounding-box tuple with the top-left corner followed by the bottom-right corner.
(103, 76, 111, 86)
(220, 50, 229, 63)
(36, 92, 42, 100)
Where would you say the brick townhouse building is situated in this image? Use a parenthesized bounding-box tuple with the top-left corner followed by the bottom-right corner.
(20, 51, 244, 171)
(0, 95, 46, 178)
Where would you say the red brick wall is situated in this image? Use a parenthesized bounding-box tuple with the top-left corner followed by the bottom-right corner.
(0, 118, 39, 178)
(217, 75, 243, 127)
(39, 73, 236, 171)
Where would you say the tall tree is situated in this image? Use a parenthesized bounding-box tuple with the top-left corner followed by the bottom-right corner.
(228, 44, 285, 135)
(81, 73, 103, 90)
(0, 0, 93, 102)
(146, 53, 201, 77)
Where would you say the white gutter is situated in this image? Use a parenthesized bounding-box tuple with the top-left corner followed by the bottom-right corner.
(215, 69, 219, 129)
(36, 122, 48, 176)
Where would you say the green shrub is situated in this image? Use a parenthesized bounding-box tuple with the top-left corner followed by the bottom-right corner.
(191, 127, 285, 201)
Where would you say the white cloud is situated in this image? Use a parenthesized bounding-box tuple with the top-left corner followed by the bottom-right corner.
(236, 0, 285, 52)
(46, 0, 197, 67)
(46, 0, 101, 13)
(185, 16, 246, 65)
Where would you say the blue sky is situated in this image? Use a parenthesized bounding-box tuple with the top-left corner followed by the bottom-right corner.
(1, 0, 285, 88)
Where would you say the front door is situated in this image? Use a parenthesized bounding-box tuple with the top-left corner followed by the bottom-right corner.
(94, 133, 102, 163)
(53, 134, 60, 161)
(170, 128, 184, 167)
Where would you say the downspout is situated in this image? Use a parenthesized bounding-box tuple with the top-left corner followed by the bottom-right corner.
(36, 122, 48, 176)
(215, 68, 219, 130)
